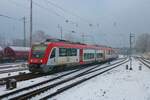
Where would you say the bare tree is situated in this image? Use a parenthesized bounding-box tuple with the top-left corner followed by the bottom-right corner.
(32, 30, 52, 43)
(135, 33, 150, 53)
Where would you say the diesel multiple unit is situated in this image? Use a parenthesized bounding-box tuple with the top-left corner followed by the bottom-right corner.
(28, 39, 118, 73)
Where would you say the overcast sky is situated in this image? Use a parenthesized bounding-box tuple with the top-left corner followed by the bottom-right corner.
(0, 0, 150, 47)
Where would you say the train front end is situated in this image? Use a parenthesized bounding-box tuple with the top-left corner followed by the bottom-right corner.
(28, 44, 51, 73)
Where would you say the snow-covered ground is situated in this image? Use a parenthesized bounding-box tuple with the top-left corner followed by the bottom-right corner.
(0, 63, 28, 79)
(0, 58, 124, 99)
(0, 62, 27, 68)
(0, 70, 30, 79)
(51, 58, 150, 100)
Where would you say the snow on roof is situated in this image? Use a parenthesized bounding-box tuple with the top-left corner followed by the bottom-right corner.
(8, 46, 30, 52)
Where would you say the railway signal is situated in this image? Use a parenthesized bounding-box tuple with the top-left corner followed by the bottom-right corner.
(129, 33, 135, 70)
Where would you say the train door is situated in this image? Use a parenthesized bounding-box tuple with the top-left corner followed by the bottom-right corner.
(79, 49, 83, 64)
(58, 48, 68, 64)
(47, 48, 57, 65)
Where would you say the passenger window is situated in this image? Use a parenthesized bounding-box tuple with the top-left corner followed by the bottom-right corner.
(59, 48, 67, 56)
(71, 49, 77, 56)
(67, 48, 77, 56)
(67, 48, 72, 56)
(50, 48, 56, 58)
(97, 53, 103, 58)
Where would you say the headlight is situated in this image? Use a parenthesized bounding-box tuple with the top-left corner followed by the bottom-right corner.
(30, 59, 33, 62)
(40, 59, 43, 63)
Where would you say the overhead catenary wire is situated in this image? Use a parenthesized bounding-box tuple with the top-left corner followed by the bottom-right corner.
(9, 0, 94, 26)
(31, 0, 78, 25)
(32, 0, 68, 21)
(0, 14, 22, 21)
(44, 0, 93, 24)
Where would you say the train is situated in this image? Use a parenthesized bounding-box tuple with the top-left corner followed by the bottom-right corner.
(0, 46, 30, 62)
(28, 39, 118, 73)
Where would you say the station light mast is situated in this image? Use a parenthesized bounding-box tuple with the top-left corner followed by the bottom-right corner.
(23, 17, 26, 47)
(30, 0, 33, 47)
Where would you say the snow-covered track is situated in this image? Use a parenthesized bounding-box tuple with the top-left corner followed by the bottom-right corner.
(0, 58, 128, 100)
(0, 72, 48, 85)
(0, 63, 28, 74)
(0, 62, 26, 66)
(0, 62, 27, 69)
(0, 62, 105, 99)
(0, 65, 23, 70)
(0, 59, 119, 85)
(40, 59, 128, 100)
(0, 60, 106, 85)
(138, 57, 150, 69)
(0, 68, 28, 74)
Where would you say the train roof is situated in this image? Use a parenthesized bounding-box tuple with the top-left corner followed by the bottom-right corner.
(45, 39, 86, 45)
(5, 46, 30, 52)
(33, 39, 113, 50)
(45, 39, 113, 50)
(44, 42, 112, 50)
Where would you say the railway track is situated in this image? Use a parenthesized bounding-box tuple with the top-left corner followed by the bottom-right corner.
(0, 58, 128, 100)
(0, 68, 28, 74)
(138, 57, 150, 68)
(0, 63, 27, 69)
(0, 61, 100, 85)
(0, 58, 123, 85)
(0, 61, 96, 84)
(0, 73, 48, 85)
(0, 63, 28, 74)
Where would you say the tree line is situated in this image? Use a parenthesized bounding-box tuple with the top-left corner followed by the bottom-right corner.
(135, 33, 150, 53)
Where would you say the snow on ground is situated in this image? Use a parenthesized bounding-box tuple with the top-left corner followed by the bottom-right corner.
(0, 62, 27, 68)
(0, 70, 30, 79)
(0, 69, 78, 93)
(118, 54, 126, 58)
(51, 58, 150, 100)
(0, 58, 123, 96)
(0, 63, 28, 78)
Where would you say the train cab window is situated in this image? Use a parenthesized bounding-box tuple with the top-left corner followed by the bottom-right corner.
(59, 48, 67, 57)
(50, 48, 56, 58)
(32, 45, 47, 58)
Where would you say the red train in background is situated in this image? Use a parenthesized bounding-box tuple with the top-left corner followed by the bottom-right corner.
(0, 46, 30, 62)
(28, 39, 118, 73)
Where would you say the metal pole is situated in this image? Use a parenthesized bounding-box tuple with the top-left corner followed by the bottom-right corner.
(130, 33, 132, 69)
(30, 0, 33, 47)
(82, 33, 84, 43)
(60, 26, 63, 40)
(129, 33, 135, 69)
(58, 24, 63, 40)
(23, 17, 26, 47)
